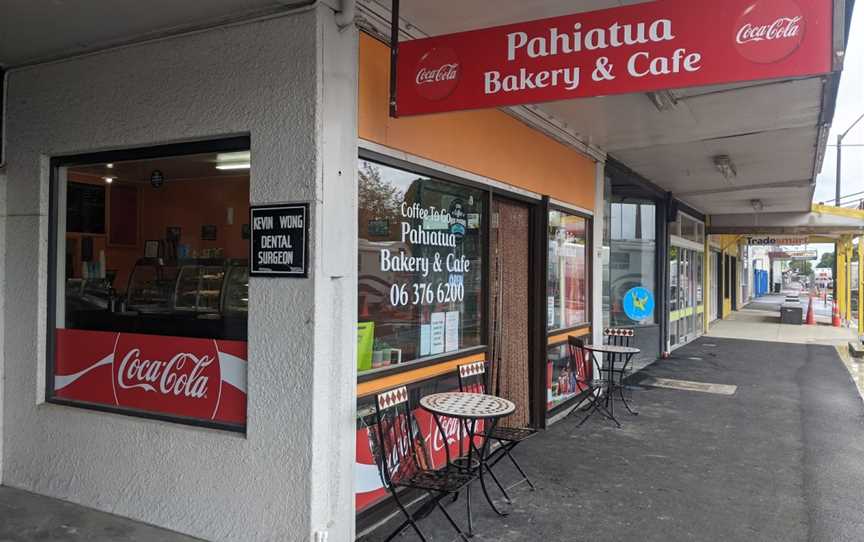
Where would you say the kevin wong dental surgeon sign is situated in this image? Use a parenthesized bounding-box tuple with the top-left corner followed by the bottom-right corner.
(394, 0, 833, 116)
(250, 204, 309, 277)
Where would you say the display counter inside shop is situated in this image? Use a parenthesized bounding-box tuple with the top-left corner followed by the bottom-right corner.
(66, 257, 248, 341)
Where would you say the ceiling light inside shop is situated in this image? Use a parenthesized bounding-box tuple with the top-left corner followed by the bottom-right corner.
(713, 155, 737, 180)
(216, 151, 251, 170)
(103, 176, 115, 183)
(106, 163, 114, 169)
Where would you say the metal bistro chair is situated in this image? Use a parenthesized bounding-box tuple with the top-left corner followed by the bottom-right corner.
(370, 386, 475, 542)
(566, 336, 616, 427)
(603, 328, 636, 382)
(456, 361, 537, 501)
(604, 327, 638, 415)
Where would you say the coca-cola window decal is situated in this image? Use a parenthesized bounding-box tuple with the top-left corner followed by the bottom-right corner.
(357, 159, 485, 374)
(49, 141, 250, 430)
(356, 380, 484, 512)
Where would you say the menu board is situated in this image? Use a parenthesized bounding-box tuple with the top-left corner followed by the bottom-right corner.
(66, 182, 106, 234)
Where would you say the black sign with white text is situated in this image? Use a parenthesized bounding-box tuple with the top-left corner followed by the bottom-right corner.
(250, 204, 309, 277)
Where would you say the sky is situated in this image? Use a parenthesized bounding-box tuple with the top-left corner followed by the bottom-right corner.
(803, 5, 864, 259)
(813, 5, 864, 206)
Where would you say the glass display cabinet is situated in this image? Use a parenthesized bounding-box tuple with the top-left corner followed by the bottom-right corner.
(125, 258, 179, 314)
(174, 261, 226, 313)
(222, 264, 249, 316)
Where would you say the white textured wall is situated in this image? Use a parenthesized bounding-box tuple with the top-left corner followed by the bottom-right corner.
(2, 6, 357, 541)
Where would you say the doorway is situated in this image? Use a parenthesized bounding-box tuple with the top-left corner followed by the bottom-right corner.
(712, 251, 722, 321)
(669, 244, 705, 349)
(489, 197, 531, 428)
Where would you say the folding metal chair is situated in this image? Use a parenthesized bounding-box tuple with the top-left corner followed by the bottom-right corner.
(566, 336, 616, 427)
(456, 361, 537, 502)
(369, 386, 475, 542)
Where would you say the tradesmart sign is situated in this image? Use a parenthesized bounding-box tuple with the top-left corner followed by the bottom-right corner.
(250, 204, 309, 277)
(394, 0, 833, 116)
(745, 235, 808, 246)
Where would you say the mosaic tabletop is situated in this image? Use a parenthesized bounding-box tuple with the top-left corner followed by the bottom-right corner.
(584, 344, 641, 355)
(420, 392, 515, 420)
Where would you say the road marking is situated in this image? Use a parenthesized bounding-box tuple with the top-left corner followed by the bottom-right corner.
(641, 377, 737, 396)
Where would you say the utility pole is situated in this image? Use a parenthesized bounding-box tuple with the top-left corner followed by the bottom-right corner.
(837, 112, 864, 206)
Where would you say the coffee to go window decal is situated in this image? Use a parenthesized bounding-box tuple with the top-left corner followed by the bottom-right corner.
(357, 160, 485, 373)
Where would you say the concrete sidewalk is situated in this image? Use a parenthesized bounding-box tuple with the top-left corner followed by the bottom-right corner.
(5, 335, 864, 542)
(708, 307, 855, 347)
(0, 486, 202, 542)
(362, 337, 864, 542)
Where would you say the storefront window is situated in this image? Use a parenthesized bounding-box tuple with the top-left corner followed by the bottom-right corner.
(671, 213, 705, 245)
(547, 210, 588, 330)
(50, 142, 250, 430)
(546, 343, 590, 411)
(357, 159, 485, 374)
(603, 199, 657, 326)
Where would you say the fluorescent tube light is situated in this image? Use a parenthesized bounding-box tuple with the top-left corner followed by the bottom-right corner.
(215, 151, 251, 171)
(215, 163, 251, 170)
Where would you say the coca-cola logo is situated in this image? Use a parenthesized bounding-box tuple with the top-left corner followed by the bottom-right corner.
(734, 0, 806, 63)
(414, 47, 460, 101)
(112, 335, 221, 419)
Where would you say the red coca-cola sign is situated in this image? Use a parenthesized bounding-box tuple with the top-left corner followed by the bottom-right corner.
(735, 0, 806, 63)
(53, 329, 247, 427)
(414, 47, 461, 101)
(112, 334, 221, 420)
(395, 0, 832, 117)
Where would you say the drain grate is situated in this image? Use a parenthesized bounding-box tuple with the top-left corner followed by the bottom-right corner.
(641, 377, 737, 395)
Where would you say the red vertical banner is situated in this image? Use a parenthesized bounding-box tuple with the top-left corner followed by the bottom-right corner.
(395, 0, 834, 116)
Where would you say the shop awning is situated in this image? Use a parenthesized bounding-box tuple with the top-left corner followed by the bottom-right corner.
(360, 0, 855, 217)
(0, 0, 321, 66)
(709, 204, 864, 237)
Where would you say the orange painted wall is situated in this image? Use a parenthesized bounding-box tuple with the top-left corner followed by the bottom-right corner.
(66, 172, 249, 291)
(358, 33, 596, 210)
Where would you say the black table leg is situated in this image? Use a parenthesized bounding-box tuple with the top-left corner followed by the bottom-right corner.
(618, 352, 639, 415)
(578, 352, 619, 427)
(474, 417, 510, 517)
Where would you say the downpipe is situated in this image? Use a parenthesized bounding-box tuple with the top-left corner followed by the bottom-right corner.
(335, 0, 356, 29)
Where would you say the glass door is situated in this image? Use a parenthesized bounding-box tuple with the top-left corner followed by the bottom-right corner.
(669, 245, 705, 349)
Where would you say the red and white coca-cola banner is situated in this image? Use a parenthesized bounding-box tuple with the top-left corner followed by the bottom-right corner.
(53, 329, 247, 427)
(355, 406, 483, 511)
(395, 0, 833, 116)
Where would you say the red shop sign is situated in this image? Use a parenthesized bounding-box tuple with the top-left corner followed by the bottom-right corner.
(394, 0, 833, 116)
(53, 329, 247, 427)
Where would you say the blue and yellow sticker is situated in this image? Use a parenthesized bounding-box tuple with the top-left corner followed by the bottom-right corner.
(623, 286, 654, 322)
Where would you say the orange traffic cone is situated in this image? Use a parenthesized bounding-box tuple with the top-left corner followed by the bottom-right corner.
(832, 300, 841, 327)
(805, 296, 816, 325)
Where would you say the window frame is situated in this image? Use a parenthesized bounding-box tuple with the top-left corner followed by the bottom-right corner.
(546, 203, 593, 336)
(356, 150, 500, 382)
(46, 136, 251, 433)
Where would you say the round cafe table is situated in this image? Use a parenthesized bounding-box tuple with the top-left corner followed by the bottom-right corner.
(420, 392, 515, 536)
(583, 344, 640, 426)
